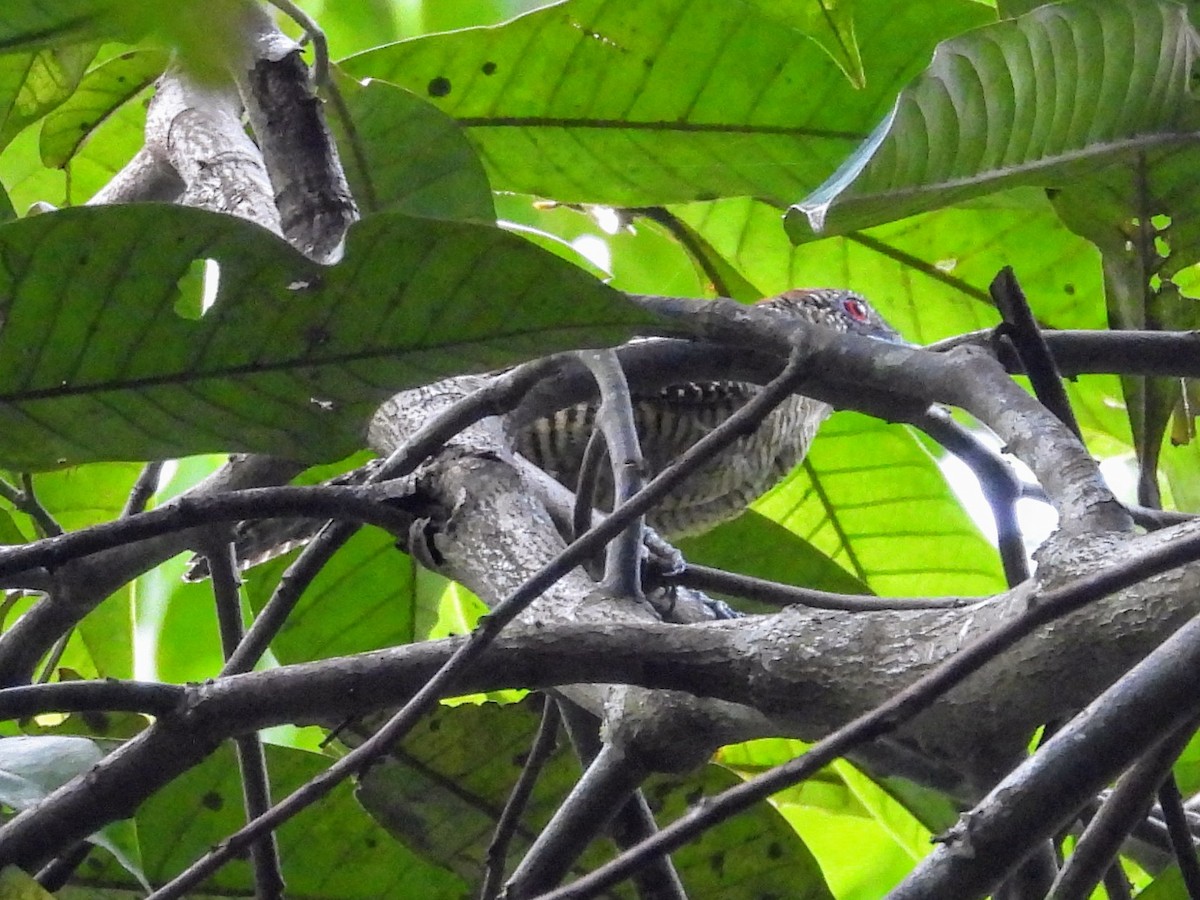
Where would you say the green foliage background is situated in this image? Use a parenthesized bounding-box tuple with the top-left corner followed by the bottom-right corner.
(0, 0, 1196, 896)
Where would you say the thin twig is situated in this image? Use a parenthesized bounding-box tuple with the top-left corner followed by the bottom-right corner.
(580, 349, 646, 598)
(35, 632, 71, 685)
(121, 462, 164, 518)
(0, 476, 62, 538)
(1159, 774, 1200, 899)
(630, 206, 738, 298)
(1101, 865, 1134, 900)
(373, 358, 564, 481)
(0, 681, 185, 718)
(34, 842, 91, 892)
(207, 540, 285, 900)
(263, 0, 329, 85)
(480, 697, 562, 900)
(675, 564, 976, 611)
(917, 407, 1030, 586)
(0, 485, 412, 581)
(223, 361, 565, 671)
(221, 522, 357, 676)
(573, 428, 605, 542)
(989, 267, 1082, 441)
(1048, 722, 1194, 899)
(505, 743, 649, 896)
(556, 701, 687, 900)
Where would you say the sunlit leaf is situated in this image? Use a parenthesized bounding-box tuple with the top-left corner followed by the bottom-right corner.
(789, 0, 1200, 240)
(756, 414, 1006, 597)
(329, 74, 494, 220)
(0, 45, 96, 153)
(343, 0, 992, 205)
(39, 48, 164, 168)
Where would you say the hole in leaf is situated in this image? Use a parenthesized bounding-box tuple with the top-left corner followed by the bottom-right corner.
(173, 258, 221, 320)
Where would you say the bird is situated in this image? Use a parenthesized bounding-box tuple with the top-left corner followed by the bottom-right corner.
(514, 288, 900, 538)
(185, 288, 899, 578)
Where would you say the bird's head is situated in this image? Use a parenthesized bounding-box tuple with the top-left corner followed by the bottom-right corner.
(756, 288, 901, 343)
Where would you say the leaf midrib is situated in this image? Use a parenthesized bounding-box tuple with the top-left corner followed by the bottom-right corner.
(0, 322, 631, 403)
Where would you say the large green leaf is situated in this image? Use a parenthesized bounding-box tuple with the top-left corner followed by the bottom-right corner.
(0, 204, 651, 469)
(0, 45, 96, 153)
(0, 2, 252, 84)
(755, 413, 1006, 597)
(678, 510, 870, 599)
(329, 74, 495, 220)
(789, 0, 1200, 240)
(493, 194, 708, 297)
(720, 738, 943, 900)
(77, 742, 464, 897)
(674, 192, 1108, 339)
(0, 4, 116, 52)
(10, 463, 144, 679)
(355, 699, 833, 898)
(0, 736, 146, 887)
(39, 48, 164, 168)
(242, 529, 449, 664)
(342, 0, 992, 206)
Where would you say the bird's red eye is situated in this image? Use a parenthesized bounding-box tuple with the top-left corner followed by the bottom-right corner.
(842, 298, 869, 322)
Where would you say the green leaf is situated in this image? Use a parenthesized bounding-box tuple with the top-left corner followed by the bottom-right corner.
(330, 74, 495, 220)
(755, 413, 1006, 597)
(0, 736, 147, 888)
(644, 208, 763, 300)
(0, 122, 65, 211)
(17, 463, 144, 679)
(242, 529, 448, 664)
(1138, 865, 1193, 900)
(39, 48, 164, 168)
(673, 192, 1108, 342)
(744, 0, 865, 88)
(720, 738, 932, 900)
(0, 4, 117, 52)
(290, 0, 401, 58)
(0, 205, 652, 469)
(789, 0, 1200, 240)
(355, 699, 832, 898)
(493, 194, 708, 296)
(0, 735, 104, 806)
(342, 0, 992, 205)
(0, 866, 55, 899)
(678, 510, 870, 600)
(80, 742, 465, 897)
(0, 45, 96, 153)
(0, 2, 247, 86)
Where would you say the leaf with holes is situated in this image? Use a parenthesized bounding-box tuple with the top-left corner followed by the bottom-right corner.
(329, 73, 494, 220)
(341, 0, 992, 206)
(0, 204, 652, 469)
